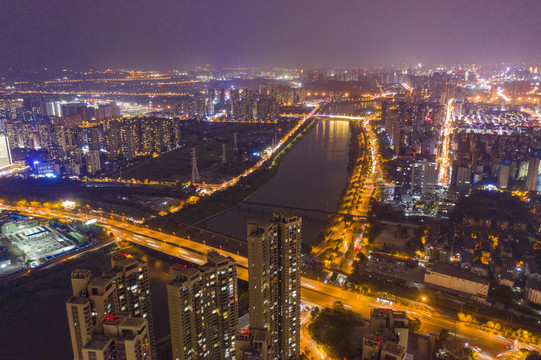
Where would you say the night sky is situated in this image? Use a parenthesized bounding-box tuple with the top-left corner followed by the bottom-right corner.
(1, 0, 541, 71)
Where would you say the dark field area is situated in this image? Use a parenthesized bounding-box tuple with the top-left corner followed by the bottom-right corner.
(122, 119, 297, 184)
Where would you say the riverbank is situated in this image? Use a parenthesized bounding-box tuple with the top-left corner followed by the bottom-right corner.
(204, 119, 352, 245)
(145, 116, 319, 232)
(312, 114, 380, 272)
(314, 119, 361, 246)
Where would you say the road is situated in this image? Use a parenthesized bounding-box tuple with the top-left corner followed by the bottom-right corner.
(104, 219, 534, 358)
(437, 98, 455, 186)
(3, 202, 540, 358)
(311, 114, 382, 273)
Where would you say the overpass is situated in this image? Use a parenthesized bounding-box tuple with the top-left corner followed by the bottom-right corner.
(4, 204, 532, 357)
(236, 200, 367, 221)
(280, 113, 367, 120)
(104, 219, 523, 359)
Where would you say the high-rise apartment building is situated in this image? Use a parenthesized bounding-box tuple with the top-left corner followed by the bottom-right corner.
(498, 159, 512, 189)
(411, 158, 438, 195)
(167, 251, 238, 360)
(526, 151, 541, 191)
(82, 315, 151, 360)
(0, 134, 12, 168)
(66, 259, 154, 360)
(86, 150, 102, 175)
(247, 209, 301, 359)
(106, 253, 155, 358)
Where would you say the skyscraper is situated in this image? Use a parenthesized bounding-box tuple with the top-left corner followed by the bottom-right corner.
(67, 270, 94, 360)
(247, 209, 301, 359)
(66, 262, 153, 360)
(498, 159, 512, 189)
(0, 134, 12, 168)
(526, 151, 541, 191)
(106, 253, 155, 358)
(167, 251, 238, 360)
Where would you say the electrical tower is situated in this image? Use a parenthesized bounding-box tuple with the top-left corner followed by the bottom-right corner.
(222, 144, 227, 164)
(191, 148, 200, 184)
(233, 133, 238, 153)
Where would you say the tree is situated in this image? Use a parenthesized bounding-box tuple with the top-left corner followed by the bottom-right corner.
(409, 317, 422, 332)
(332, 300, 344, 310)
(310, 307, 320, 320)
(439, 329, 449, 341)
(526, 351, 541, 360)
(464, 348, 478, 360)
(458, 312, 475, 324)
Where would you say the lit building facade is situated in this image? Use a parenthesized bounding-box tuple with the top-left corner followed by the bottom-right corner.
(0, 134, 12, 168)
(66, 260, 153, 360)
(167, 251, 238, 360)
(247, 209, 301, 359)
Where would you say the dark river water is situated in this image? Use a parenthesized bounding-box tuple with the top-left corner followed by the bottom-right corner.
(203, 119, 351, 244)
(1, 109, 358, 359)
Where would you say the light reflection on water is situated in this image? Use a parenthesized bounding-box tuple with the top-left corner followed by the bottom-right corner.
(204, 119, 352, 244)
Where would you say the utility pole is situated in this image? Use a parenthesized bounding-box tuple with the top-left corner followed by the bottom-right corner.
(191, 147, 200, 184)
(222, 143, 227, 164)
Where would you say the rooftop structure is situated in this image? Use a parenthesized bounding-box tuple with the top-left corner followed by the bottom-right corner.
(4, 222, 75, 260)
(424, 262, 489, 299)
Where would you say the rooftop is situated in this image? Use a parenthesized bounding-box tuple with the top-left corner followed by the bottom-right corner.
(428, 262, 489, 285)
(67, 296, 90, 305)
(382, 342, 406, 356)
(121, 317, 145, 329)
(83, 334, 112, 350)
(89, 277, 113, 287)
(371, 308, 389, 320)
(390, 311, 408, 320)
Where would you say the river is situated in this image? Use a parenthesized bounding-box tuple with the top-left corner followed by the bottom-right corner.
(203, 118, 352, 245)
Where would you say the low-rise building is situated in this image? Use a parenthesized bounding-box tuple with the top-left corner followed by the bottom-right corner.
(424, 262, 489, 299)
(362, 335, 383, 360)
(526, 280, 541, 305)
(236, 328, 270, 360)
(380, 342, 406, 360)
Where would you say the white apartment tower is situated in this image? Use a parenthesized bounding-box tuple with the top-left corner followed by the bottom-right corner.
(0, 134, 12, 168)
(106, 253, 155, 358)
(167, 251, 238, 360)
(66, 255, 154, 360)
(247, 209, 301, 360)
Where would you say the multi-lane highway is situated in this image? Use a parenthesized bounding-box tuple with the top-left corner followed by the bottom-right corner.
(2, 203, 537, 358)
(103, 217, 536, 358)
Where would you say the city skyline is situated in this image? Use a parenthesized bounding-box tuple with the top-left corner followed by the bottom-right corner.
(2, 1, 541, 359)
(1, 0, 541, 72)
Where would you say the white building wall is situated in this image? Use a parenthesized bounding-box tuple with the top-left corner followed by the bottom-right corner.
(424, 270, 489, 297)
